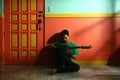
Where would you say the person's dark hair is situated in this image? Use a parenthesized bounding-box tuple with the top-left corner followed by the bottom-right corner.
(60, 29, 69, 38)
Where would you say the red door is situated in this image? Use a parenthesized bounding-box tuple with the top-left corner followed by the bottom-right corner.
(4, 0, 44, 64)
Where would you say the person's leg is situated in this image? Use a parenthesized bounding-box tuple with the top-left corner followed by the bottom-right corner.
(56, 61, 80, 73)
(51, 46, 66, 74)
(52, 47, 80, 74)
(55, 46, 66, 66)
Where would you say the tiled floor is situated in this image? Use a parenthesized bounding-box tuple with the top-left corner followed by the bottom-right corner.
(0, 65, 120, 80)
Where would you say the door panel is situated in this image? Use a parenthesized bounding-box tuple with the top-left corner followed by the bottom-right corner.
(4, 0, 44, 64)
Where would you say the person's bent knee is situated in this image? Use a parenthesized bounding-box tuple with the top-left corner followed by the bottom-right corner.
(75, 64, 80, 72)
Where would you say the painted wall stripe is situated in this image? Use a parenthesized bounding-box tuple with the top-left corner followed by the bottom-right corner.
(45, 14, 120, 18)
(74, 61, 107, 65)
(0, 14, 3, 18)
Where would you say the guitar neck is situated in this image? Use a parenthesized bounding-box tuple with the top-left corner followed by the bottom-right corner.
(69, 46, 81, 49)
(69, 46, 90, 49)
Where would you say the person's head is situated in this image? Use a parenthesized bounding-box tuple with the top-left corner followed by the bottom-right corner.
(60, 29, 70, 43)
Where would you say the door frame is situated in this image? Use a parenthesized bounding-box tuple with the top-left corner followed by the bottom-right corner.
(3, 0, 45, 64)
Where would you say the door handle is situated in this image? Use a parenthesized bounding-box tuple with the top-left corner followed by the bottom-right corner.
(36, 24, 41, 31)
(38, 19, 42, 24)
(38, 11, 43, 13)
(38, 14, 41, 17)
(36, 19, 42, 31)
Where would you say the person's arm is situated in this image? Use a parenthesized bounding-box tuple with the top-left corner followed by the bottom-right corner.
(48, 41, 62, 48)
(50, 43, 58, 48)
(47, 43, 58, 48)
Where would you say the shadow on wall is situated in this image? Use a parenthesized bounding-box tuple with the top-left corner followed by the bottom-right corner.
(107, 26, 120, 66)
(35, 33, 61, 65)
(107, 47, 120, 66)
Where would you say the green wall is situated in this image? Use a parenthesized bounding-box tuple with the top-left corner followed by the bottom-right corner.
(45, 0, 120, 14)
(0, 0, 3, 15)
(1, 0, 120, 14)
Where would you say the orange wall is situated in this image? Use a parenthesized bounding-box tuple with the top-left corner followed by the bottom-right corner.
(0, 18, 2, 62)
(45, 17, 120, 63)
(0, 17, 120, 64)
(0, 17, 4, 64)
(1, 16, 120, 64)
